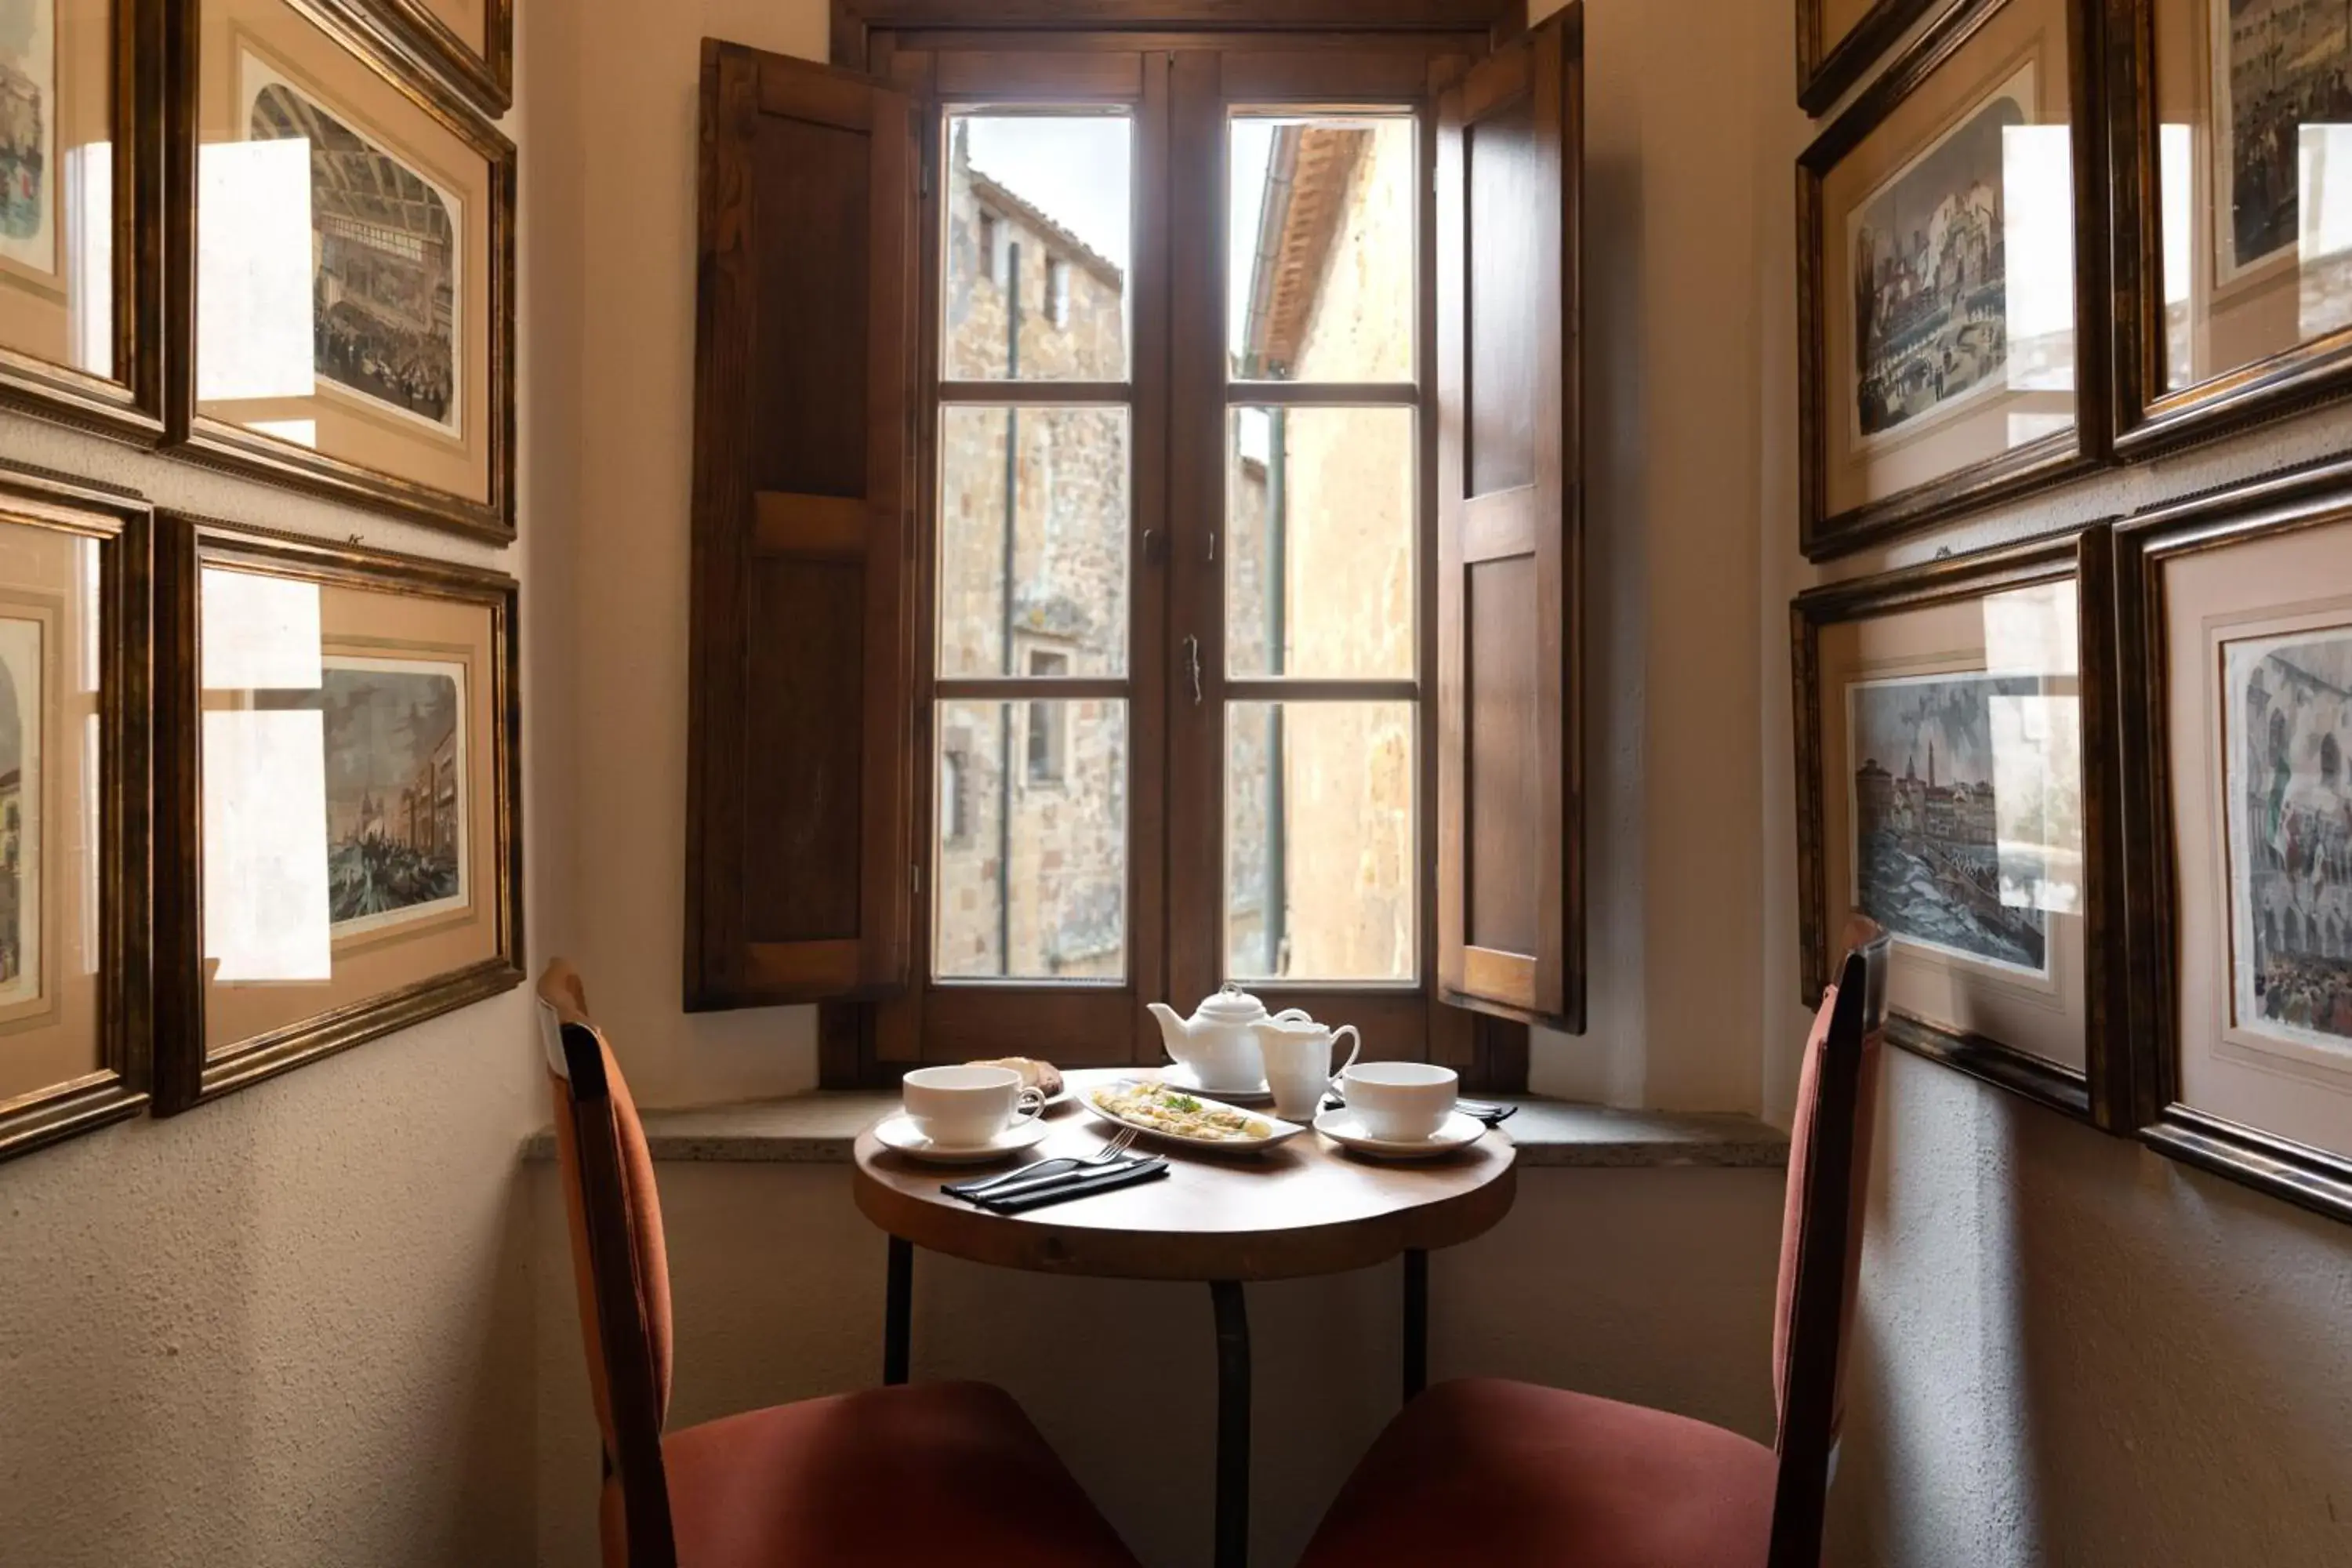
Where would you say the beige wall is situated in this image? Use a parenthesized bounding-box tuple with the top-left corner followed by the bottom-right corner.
(1712, 0, 2352, 1558)
(0, 0, 572, 1560)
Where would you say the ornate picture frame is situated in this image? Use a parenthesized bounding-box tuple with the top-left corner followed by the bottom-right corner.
(166, 0, 517, 543)
(1798, 0, 1942, 117)
(351, 0, 510, 115)
(1798, 0, 2110, 560)
(0, 0, 169, 445)
(0, 464, 151, 1163)
(2117, 459, 2352, 1225)
(2103, 0, 2352, 458)
(1793, 525, 2129, 1125)
(153, 513, 521, 1112)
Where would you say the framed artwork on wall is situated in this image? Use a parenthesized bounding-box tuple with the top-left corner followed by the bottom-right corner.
(2106, 0, 2352, 456)
(153, 514, 521, 1112)
(1792, 526, 2127, 1124)
(0, 0, 166, 443)
(2118, 462, 2352, 1224)
(168, 0, 517, 543)
(1798, 0, 2109, 561)
(1799, 0, 1941, 116)
(350, 0, 509, 115)
(0, 466, 150, 1163)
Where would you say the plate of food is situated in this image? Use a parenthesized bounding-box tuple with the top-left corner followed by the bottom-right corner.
(964, 1057, 1070, 1107)
(1080, 1077, 1305, 1152)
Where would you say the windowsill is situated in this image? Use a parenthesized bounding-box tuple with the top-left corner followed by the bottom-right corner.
(520, 1094, 1787, 1169)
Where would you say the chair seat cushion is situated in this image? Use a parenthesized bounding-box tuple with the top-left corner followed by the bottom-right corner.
(641, 1379, 1139, 1568)
(1298, 1378, 1775, 1568)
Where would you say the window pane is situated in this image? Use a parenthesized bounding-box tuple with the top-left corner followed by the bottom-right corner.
(1227, 406, 1414, 678)
(1225, 702, 1415, 982)
(946, 114, 1131, 382)
(937, 405, 1129, 677)
(935, 699, 1127, 982)
(1228, 115, 1414, 383)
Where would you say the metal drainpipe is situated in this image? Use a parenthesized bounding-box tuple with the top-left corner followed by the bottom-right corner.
(1264, 404, 1288, 976)
(996, 242, 1022, 976)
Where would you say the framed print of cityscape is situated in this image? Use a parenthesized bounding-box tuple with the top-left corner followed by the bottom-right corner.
(1798, 0, 2107, 559)
(1792, 526, 2126, 1124)
(0, 466, 151, 1165)
(171, 0, 516, 542)
(2118, 465, 2352, 1225)
(350, 0, 510, 116)
(153, 514, 520, 1112)
(0, 0, 166, 444)
(2105, 0, 2352, 456)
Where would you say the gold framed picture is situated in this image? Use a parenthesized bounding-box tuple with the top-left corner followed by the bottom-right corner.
(2119, 464, 2352, 1225)
(170, 0, 516, 542)
(154, 513, 521, 1112)
(0, 465, 150, 1163)
(350, 0, 509, 116)
(0, 0, 167, 443)
(2107, 0, 2352, 455)
(1798, 0, 2107, 559)
(1793, 526, 2126, 1123)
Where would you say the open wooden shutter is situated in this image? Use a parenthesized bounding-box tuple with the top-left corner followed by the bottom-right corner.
(684, 41, 916, 1010)
(1433, 9, 1583, 1032)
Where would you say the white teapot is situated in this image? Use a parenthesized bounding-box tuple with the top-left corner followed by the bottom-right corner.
(1145, 984, 1309, 1094)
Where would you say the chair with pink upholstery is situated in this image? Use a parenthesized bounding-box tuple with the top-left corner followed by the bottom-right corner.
(536, 960, 1142, 1568)
(1296, 924, 1892, 1568)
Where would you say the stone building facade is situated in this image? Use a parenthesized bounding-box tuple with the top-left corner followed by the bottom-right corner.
(932, 115, 1417, 986)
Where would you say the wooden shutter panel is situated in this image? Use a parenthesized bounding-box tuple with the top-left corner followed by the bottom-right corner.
(1434, 9, 1584, 1032)
(685, 41, 916, 1010)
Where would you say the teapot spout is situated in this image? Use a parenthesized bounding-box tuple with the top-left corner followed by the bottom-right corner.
(1145, 1001, 1192, 1064)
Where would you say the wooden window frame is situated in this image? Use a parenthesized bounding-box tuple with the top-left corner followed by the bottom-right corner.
(818, 11, 1546, 1090)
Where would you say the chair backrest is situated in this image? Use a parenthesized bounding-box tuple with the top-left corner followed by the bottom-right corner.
(539, 960, 680, 1568)
(1765, 924, 1889, 1568)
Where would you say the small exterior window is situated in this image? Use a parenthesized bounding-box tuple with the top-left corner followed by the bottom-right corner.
(1047, 256, 1071, 327)
(940, 747, 971, 843)
(1025, 648, 1069, 783)
(978, 209, 1005, 289)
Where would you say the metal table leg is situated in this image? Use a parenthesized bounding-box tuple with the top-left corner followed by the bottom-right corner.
(884, 1236, 913, 1386)
(1210, 1279, 1250, 1568)
(1403, 1247, 1428, 1403)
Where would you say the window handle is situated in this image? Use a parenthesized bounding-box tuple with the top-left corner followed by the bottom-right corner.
(1183, 634, 1203, 706)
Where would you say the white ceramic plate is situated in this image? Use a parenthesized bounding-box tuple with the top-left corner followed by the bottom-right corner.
(1313, 1107, 1486, 1160)
(873, 1112, 1052, 1165)
(1157, 1061, 1272, 1102)
(1080, 1078, 1305, 1152)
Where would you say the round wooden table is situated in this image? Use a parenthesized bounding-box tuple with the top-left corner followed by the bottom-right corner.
(851, 1069, 1518, 1568)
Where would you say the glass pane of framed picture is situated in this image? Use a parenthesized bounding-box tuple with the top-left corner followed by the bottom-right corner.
(352, 0, 511, 115)
(2127, 485, 2352, 1222)
(0, 0, 162, 439)
(1798, 0, 2098, 559)
(2112, 0, 2352, 453)
(181, 0, 516, 542)
(1794, 529, 2115, 1122)
(155, 517, 520, 1112)
(0, 470, 146, 1162)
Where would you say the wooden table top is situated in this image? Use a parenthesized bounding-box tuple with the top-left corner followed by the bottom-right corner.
(851, 1069, 1519, 1282)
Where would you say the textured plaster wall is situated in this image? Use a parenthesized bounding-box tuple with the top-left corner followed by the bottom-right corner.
(0, 0, 572, 1562)
(1732, 0, 2352, 1559)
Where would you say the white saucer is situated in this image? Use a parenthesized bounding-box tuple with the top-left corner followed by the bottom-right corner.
(873, 1112, 1052, 1165)
(1313, 1107, 1486, 1160)
(1159, 1062, 1272, 1102)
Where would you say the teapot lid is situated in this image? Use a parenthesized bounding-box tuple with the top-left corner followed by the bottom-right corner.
(1195, 982, 1269, 1022)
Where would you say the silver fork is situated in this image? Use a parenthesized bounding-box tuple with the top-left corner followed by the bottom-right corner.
(953, 1127, 1138, 1196)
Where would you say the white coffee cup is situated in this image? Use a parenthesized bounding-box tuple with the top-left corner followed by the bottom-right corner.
(901, 1065, 1044, 1148)
(1340, 1061, 1457, 1142)
(1256, 1018, 1363, 1121)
